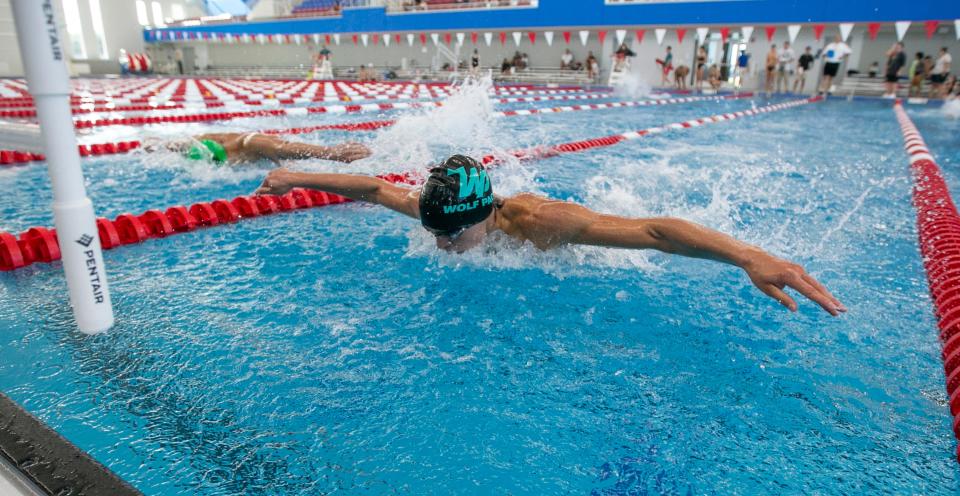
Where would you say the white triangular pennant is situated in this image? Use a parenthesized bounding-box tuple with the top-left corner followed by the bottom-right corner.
(294, 34, 302, 45)
(456, 32, 465, 46)
(275, 34, 283, 44)
(361, 33, 368, 46)
(955, 19, 960, 40)
(483, 32, 493, 46)
(839, 23, 854, 42)
(615, 29, 626, 45)
(383, 33, 391, 46)
(333, 33, 341, 45)
(696, 27, 708, 44)
(544, 31, 554, 46)
(513, 32, 522, 46)
(257, 34, 266, 44)
(741, 26, 754, 42)
(579, 30, 589, 46)
(787, 25, 801, 43)
(654, 28, 666, 45)
(226, 33, 235, 44)
(895, 21, 910, 41)
(312, 34, 321, 44)
(431, 33, 439, 46)
(406, 33, 414, 46)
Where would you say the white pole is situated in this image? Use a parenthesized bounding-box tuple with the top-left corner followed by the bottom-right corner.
(10, 0, 114, 334)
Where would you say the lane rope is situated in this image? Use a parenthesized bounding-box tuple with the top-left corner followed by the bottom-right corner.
(0, 93, 755, 166)
(893, 101, 960, 462)
(0, 97, 815, 273)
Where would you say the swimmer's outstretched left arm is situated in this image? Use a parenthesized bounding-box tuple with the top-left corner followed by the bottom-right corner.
(526, 200, 846, 316)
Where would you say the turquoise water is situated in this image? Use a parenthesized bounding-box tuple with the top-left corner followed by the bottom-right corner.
(1, 87, 958, 494)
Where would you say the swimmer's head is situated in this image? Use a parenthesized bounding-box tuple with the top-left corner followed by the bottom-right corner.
(184, 139, 227, 164)
(419, 154, 494, 252)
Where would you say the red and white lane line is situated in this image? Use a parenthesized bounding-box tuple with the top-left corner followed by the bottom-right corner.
(482, 97, 820, 165)
(893, 102, 960, 463)
(261, 93, 754, 136)
(1, 93, 754, 164)
(0, 97, 817, 272)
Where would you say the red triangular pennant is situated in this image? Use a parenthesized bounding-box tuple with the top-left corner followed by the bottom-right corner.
(395, 33, 401, 43)
(676, 28, 686, 44)
(444, 32, 452, 45)
(925, 20, 939, 39)
(352, 34, 358, 45)
(528, 32, 536, 44)
(765, 26, 776, 41)
(562, 31, 571, 44)
(720, 27, 729, 43)
(372, 34, 379, 45)
(598, 30, 607, 44)
(813, 24, 825, 41)
(325, 34, 331, 45)
(635, 29, 645, 43)
(420, 33, 427, 45)
(867, 23, 881, 40)
(499, 32, 507, 45)
(470, 32, 478, 44)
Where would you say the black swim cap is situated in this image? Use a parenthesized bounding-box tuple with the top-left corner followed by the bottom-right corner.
(419, 155, 494, 236)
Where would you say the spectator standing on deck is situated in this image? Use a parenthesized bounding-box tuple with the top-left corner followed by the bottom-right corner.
(561, 49, 574, 70)
(793, 46, 814, 94)
(735, 50, 750, 90)
(765, 44, 778, 95)
(657, 46, 674, 86)
(586, 52, 599, 81)
(931, 47, 953, 98)
(776, 41, 796, 93)
(696, 46, 708, 91)
(908, 52, 925, 96)
(883, 42, 906, 98)
(819, 35, 852, 95)
(470, 49, 480, 73)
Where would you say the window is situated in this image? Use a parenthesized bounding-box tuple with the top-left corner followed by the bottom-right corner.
(151, 1, 165, 27)
(171, 3, 185, 20)
(61, 0, 87, 59)
(88, 0, 109, 59)
(136, 0, 150, 26)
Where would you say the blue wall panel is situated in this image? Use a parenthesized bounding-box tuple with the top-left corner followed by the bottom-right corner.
(148, 0, 960, 40)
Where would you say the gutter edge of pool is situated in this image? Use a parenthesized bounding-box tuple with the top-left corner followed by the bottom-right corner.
(0, 392, 142, 496)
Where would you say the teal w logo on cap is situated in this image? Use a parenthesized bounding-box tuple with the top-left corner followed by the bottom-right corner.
(447, 167, 490, 199)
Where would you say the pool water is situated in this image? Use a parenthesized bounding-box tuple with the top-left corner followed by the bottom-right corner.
(1, 82, 960, 494)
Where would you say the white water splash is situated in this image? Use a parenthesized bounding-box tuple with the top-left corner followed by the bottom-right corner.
(943, 99, 960, 119)
(611, 63, 653, 100)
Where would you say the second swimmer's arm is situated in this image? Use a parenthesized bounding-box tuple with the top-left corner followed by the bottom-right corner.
(253, 168, 418, 218)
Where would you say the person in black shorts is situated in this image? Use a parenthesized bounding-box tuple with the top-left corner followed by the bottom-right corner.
(470, 49, 480, 72)
(819, 35, 851, 94)
(884, 42, 906, 98)
(793, 46, 815, 94)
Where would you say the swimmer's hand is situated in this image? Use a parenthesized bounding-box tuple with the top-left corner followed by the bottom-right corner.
(254, 168, 294, 196)
(741, 251, 847, 316)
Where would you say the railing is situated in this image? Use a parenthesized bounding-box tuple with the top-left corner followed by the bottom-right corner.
(290, 0, 385, 17)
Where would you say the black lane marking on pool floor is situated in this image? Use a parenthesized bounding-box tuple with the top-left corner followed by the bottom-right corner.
(0, 392, 142, 496)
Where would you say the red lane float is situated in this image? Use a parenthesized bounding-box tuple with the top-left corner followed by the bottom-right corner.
(481, 96, 821, 165)
(893, 102, 960, 462)
(3, 94, 754, 165)
(69, 92, 618, 130)
(0, 98, 814, 273)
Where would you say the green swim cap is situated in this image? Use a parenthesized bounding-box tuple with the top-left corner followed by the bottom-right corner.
(185, 139, 227, 164)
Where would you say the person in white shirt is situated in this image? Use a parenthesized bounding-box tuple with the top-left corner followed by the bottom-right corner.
(776, 41, 796, 93)
(931, 47, 953, 98)
(561, 49, 573, 70)
(818, 35, 852, 95)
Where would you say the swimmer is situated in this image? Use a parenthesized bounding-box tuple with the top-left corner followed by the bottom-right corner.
(254, 155, 846, 316)
(158, 132, 372, 166)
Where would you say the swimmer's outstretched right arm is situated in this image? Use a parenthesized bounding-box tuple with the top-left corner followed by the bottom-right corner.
(254, 168, 419, 218)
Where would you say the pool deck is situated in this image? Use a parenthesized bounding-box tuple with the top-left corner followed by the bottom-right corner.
(0, 456, 44, 496)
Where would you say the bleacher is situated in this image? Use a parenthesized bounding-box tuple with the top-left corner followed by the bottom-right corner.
(289, 0, 375, 17)
(392, 0, 536, 13)
(833, 74, 935, 98)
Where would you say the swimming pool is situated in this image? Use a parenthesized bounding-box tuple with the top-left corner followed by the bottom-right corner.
(1, 82, 959, 494)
